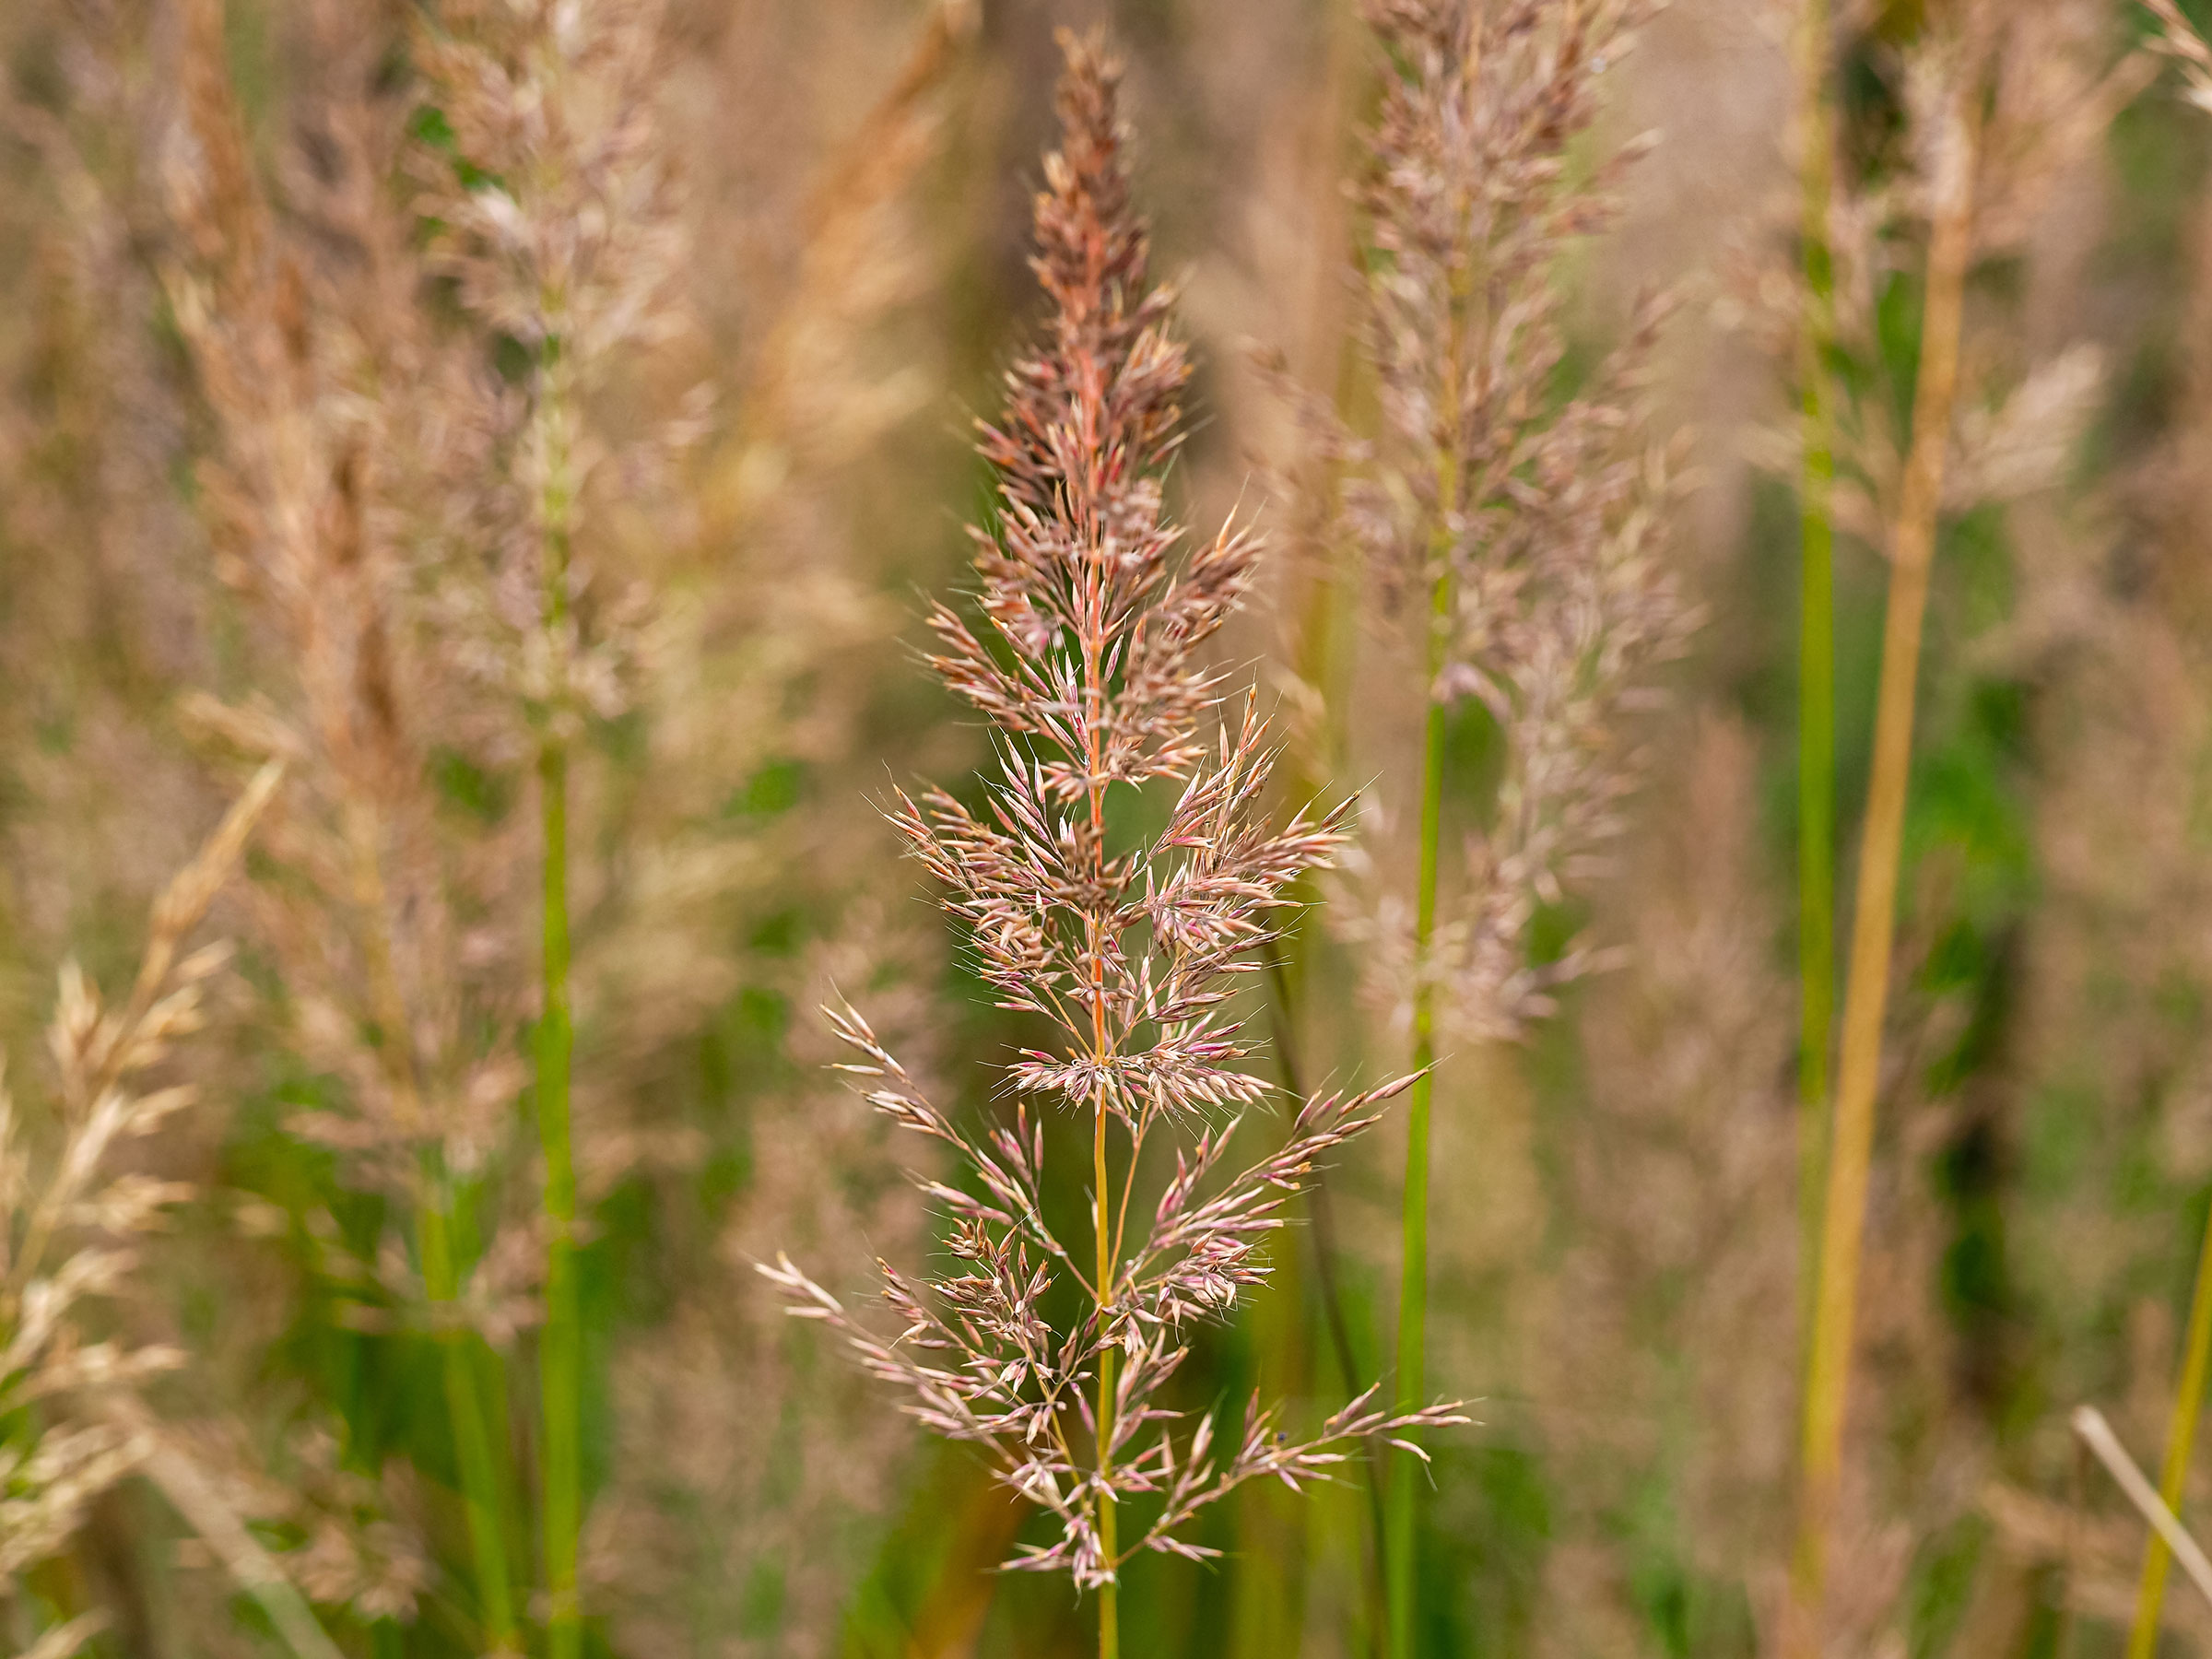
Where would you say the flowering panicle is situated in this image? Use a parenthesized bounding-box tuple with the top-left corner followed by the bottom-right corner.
(1344, 0, 1694, 1042)
(765, 32, 1462, 1598)
(163, 0, 524, 1187)
(412, 0, 686, 742)
(0, 764, 278, 1608)
(1728, 6, 2139, 571)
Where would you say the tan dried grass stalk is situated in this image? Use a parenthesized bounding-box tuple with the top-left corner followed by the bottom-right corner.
(2074, 1405, 2212, 1616)
(1785, 48, 1980, 1659)
(101, 1394, 347, 1659)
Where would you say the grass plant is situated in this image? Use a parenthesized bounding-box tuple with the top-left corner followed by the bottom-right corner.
(1386, 559, 1452, 1658)
(1784, 6, 2144, 1641)
(1338, 7, 1688, 1649)
(762, 34, 1460, 1659)
(531, 228, 582, 1659)
(0, 765, 281, 1652)
(0, 0, 2198, 1648)
(160, 0, 535, 1634)
(1785, 45, 1980, 1656)
(414, 6, 681, 1642)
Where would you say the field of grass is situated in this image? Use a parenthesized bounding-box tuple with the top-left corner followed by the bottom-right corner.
(6, 1, 2212, 1655)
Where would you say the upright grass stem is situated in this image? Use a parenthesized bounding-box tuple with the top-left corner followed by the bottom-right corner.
(1263, 944, 1369, 1434)
(417, 1171, 517, 1650)
(1387, 559, 1453, 1659)
(535, 335, 582, 1659)
(1785, 77, 1979, 1659)
(761, 37, 1460, 1637)
(1094, 1095, 1118, 1659)
(1795, 0, 1838, 1288)
(350, 820, 520, 1650)
(1259, 261, 1380, 1647)
(2127, 13, 2212, 1593)
(2125, 1206, 2212, 1655)
(1087, 633, 1118, 1659)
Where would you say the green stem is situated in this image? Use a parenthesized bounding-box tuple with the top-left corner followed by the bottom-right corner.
(537, 335, 582, 1659)
(1251, 937, 1370, 1659)
(1386, 562, 1452, 1659)
(1795, 0, 1837, 1314)
(417, 1170, 516, 1650)
(1264, 942, 1366, 1417)
(2127, 1204, 2212, 1656)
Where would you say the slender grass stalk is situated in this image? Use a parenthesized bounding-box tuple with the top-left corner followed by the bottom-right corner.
(2126, 28, 2212, 1657)
(417, 1170, 517, 1649)
(1265, 938, 1389, 1648)
(1795, 0, 1838, 1293)
(535, 331, 583, 1659)
(1352, 13, 1679, 1651)
(2075, 1405, 2212, 1620)
(1264, 944, 1367, 1423)
(761, 34, 1461, 1648)
(1784, 74, 1980, 1659)
(2125, 1208, 2212, 1655)
(1094, 1092, 1118, 1659)
(418, 3, 677, 1637)
(1386, 559, 1453, 1659)
(1253, 171, 1377, 1640)
(345, 819, 520, 1649)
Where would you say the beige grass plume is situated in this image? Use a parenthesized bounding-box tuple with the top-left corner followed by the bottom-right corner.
(0, 764, 279, 1649)
(762, 33, 1464, 1645)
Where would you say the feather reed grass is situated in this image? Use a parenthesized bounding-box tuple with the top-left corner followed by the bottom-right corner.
(159, 0, 964, 1642)
(162, 0, 529, 1635)
(1786, 6, 2148, 1646)
(2116, 12, 2212, 1651)
(1786, 67, 1975, 1643)
(763, 34, 1462, 1659)
(1337, 5, 1688, 1646)
(6, 0, 2206, 1646)
(413, 3, 682, 1645)
(0, 763, 279, 1650)
(1794, 0, 1839, 1302)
